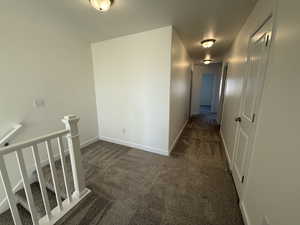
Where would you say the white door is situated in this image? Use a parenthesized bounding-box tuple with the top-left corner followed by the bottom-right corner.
(232, 17, 273, 197)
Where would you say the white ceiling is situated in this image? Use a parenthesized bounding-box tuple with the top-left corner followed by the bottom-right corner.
(48, 0, 256, 61)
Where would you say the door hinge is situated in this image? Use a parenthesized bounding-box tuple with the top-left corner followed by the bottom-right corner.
(251, 113, 256, 123)
(241, 176, 245, 183)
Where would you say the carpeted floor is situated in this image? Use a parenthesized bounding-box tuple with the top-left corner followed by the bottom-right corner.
(58, 113, 243, 225)
(0, 113, 243, 225)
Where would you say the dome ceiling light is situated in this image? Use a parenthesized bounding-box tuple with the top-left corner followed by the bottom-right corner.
(203, 59, 213, 65)
(201, 39, 216, 48)
(90, 0, 112, 13)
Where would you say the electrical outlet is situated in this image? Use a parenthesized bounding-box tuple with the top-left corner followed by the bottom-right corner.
(33, 98, 45, 108)
(262, 216, 270, 225)
(122, 128, 126, 134)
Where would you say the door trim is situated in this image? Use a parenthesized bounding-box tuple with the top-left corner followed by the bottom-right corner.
(232, 14, 275, 199)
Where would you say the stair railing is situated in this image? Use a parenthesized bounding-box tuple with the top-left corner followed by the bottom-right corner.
(0, 124, 23, 147)
(0, 115, 90, 225)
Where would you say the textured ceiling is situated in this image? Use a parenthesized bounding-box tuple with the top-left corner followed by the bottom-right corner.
(46, 0, 255, 61)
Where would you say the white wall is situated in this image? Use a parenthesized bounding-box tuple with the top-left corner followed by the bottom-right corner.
(191, 63, 222, 115)
(92, 27, 172, 155)
(220, 0, 274, 161)
(169, 30, 192, 151)
(221, 0, 300, 224)
(0, 1, 98, 204)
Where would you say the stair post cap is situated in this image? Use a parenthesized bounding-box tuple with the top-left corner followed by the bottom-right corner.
(63, 115, 80, 121)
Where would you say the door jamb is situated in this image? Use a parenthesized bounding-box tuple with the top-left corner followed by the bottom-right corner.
(231, 14, 275, 200)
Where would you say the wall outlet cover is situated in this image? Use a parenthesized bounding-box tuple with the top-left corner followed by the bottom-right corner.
(34, 98, 45, 108)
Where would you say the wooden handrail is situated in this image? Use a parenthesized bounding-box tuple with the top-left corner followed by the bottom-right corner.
(0, 124, 22, 146)
(0, 115, 90, 225)
(0, 129, 69, 156)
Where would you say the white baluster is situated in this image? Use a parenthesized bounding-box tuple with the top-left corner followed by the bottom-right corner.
(0, 155, 22, 225)
(57, 136, 72, 203)
(62, 115, 87, 199)
(15, 150, 39, 225)
(31, 144, 52, 221)
(45, 140, 63, 211)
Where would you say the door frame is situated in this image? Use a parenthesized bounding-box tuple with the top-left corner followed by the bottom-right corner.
(232, 14, 275, 199)
(218, 62, 229, 124)
(188, 68, 193, 119)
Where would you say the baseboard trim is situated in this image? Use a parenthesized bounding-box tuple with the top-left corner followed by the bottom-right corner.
(80, 137, 99, 148)
(240, 201, 251, 225)
(37, 137, 99, 170)
(0, 180, 24, 214)
(99, 136, 169, 156)
(169, 120, 188, 154)
(220, 129, 232, 170)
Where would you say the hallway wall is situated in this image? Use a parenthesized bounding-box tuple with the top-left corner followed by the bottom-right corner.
(169, 29, 192, 151)
(220, 0, 274, 164)
(0, 0, 98, 206)
(221, 0, 300, 224)
(92, 27, 172, 155)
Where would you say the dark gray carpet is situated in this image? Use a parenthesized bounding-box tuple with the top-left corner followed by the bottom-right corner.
(0, 114, 243, 225)
(59, 114, 243, 225)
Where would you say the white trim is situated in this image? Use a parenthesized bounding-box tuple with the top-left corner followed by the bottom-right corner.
(80, 137, 99, 148)
(220, 129, 232, 170)
(240, 201, 251, 225)
(0, 137, 98, 215)
(169, 120, 188, 154)
(0, 124, 23, 147)
(0, 180, 24, 214)
(99, 136, 169, 156)
(39, 189, 91, 225)
(33, 137, 99, 172)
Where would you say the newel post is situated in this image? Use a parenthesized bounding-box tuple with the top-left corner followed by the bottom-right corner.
(62, 115, 87, 198)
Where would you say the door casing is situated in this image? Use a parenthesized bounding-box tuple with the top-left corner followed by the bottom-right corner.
(232, 15, 274, 198)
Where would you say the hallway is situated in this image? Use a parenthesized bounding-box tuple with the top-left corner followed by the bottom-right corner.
(58, 114, 243, 225)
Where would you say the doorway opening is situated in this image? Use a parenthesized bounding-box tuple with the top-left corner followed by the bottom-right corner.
(191, 63, 223, 124)
(199, 73, 215, 113)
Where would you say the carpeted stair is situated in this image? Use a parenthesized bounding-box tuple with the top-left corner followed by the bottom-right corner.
(0, 157, 74, 225)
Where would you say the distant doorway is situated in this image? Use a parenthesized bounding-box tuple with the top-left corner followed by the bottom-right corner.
(190, 63, 222, 123)
(199, 73, 215, 113)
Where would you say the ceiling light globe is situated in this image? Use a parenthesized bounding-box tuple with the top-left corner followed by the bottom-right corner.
(201, 39, 216, 48)
(203, 59, 212, 65)
(90, 0, 112, 12)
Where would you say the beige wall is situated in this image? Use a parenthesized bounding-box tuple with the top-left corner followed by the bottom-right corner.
(220, 0, 274, 163)
(92, 27, 172, 155)
(169, 29, 192, 151)
(221, 0, 300, 224)
(0, 1, 98, 204)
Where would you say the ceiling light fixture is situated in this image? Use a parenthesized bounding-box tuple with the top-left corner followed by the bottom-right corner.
(201, 39, 216, 48)
(203, 59, 213, 65)
(90, 0, 112, 13)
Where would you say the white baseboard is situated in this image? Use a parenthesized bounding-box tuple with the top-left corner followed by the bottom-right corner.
(99, 136, 169, 156)
(240, 201, 251, 225)
(0, 180, 24, 214)
(220, 129, 232, 170)
(169, 120, 188, 154)
(36, 137, 99, 171)
(80, 137, 99, 148)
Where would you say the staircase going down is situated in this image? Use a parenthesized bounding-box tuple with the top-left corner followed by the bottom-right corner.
(0, 157, 74, 225)
(0, 115, 90, 225)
